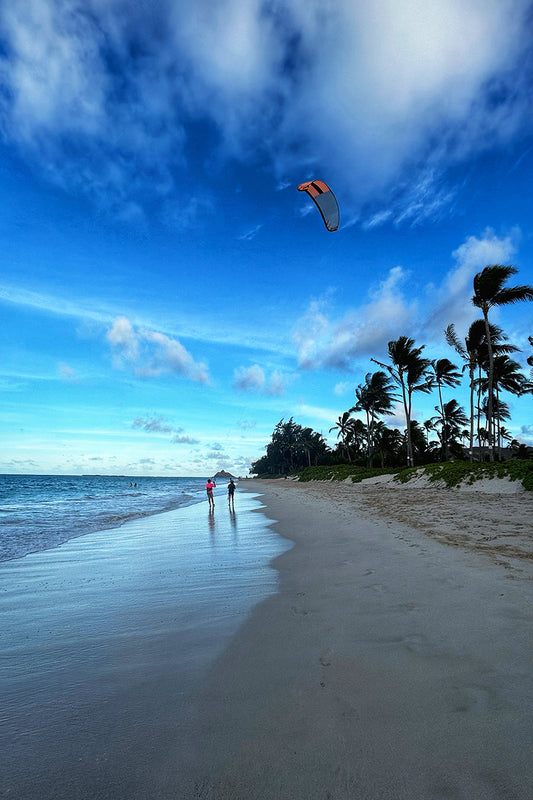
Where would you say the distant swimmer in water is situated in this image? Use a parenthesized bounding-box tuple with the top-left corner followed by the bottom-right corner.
(227, 478, 235, 511)
(206, 478, 216, 510)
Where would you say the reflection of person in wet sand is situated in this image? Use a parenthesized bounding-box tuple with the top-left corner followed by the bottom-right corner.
(227, 478, 235, 511)
(206, 478, 216, 510)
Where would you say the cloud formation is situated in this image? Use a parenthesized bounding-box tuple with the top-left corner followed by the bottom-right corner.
(293, 267, 417, 369)
(132, 416, 175, 434)
(107, 317, 209, 383)
(292, 229, 519, 369)
(233, 364, 287, 395)
(424, 228, 518, 337)
(132, 415, 199, 445)
(1, 1, 531, 221)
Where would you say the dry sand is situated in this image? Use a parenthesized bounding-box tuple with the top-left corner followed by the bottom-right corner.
(179, 478, 533, 799)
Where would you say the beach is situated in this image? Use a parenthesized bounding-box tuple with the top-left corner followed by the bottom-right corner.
(0, 487, 289, 800)
(181, 477, 533, 799)
(2, 477, 533, 799)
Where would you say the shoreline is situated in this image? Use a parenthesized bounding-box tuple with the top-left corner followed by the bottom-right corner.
(179, 479, 533, 799)
(0, 490, 287, 800)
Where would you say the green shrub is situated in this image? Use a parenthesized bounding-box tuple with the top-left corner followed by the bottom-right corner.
(294, 460, 533, 491)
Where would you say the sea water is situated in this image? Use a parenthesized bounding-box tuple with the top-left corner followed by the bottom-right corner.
(0, 474, 210, 561)
(0, 476, 290, 799)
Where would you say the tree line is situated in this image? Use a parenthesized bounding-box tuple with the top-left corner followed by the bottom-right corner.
(251, 265, 533, 476)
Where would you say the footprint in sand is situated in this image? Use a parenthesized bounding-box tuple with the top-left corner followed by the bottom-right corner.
(319, 649, 332, 666)
(291, 606, 309, 615)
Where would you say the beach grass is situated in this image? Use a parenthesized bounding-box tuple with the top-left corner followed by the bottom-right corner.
(291, 459, 533, 491)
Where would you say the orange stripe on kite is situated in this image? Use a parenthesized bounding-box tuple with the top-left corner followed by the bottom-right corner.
(297, 179, 339, 232)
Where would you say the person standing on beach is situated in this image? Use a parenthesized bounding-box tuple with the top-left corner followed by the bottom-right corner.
(227, 478, 235, 511)
(206, 478, 216, 509)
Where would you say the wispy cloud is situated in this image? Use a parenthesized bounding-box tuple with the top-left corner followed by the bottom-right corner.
(131, 416, 200, 444)
(238, 223, 263, 241)
(1, 1, 531, 221)
(57, 362, 76, 381)
(107, 317, 210, 383)
(132, 416, 176, 435)
(173, 435, 200, 445)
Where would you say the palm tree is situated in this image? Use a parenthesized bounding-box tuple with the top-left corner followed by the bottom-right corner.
(351, 371, 396, 466)
(423, 418, 435, 446)
(480, 354, 531, 458)
(445, 320, 518, 460)
(472, 265, 533, 460)
(346, 418, 367, 461)
(373, 423, 402, 467)
(499, 426, 513, 448)
(373, 336, 432, 467)
(329, 412, 355, 463)
(431, 358, 462, 460)
(431, 399, 468, 459)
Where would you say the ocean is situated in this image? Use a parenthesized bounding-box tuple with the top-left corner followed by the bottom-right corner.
(0, 474, 290, 799)
(0, 474, 212, 562)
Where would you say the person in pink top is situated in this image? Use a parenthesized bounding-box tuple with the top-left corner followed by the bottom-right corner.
(205, 478, 216, 509)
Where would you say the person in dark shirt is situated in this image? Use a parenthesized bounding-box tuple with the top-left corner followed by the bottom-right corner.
(227, 479, 235, 511)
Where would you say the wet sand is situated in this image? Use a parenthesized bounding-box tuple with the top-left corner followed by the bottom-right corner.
(181, 478, 533, 799)
(0, 491, 288, 800)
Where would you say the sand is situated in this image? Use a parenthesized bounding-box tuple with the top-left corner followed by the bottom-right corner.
(3, 478, 533, 799)
(180, 477, 533, 799)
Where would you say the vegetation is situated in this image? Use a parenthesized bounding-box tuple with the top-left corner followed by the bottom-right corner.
(276, 461, 533, 491)
(394, 460, 533, 491)
(250, 265, 533, 479)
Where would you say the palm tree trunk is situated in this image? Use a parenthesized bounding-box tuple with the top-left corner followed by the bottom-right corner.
(438, 383, 447, 461)
(482, 311, 495, 461)
(400, 378, 412, 466)
(468, 365, 475, 461)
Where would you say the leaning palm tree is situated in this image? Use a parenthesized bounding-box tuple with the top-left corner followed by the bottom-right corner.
(329, 412, 355, 463)
(373, 336, 432, 467)
(351, 371, 396, 466)
(472, 265, 533, 460)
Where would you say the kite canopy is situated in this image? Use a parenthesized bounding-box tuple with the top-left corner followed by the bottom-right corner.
(297, 180, 339, 231)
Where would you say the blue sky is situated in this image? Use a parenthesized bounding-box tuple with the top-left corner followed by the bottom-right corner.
(1, 0, 533, 476)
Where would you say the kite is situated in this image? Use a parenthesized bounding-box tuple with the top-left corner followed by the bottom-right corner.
(297, 180, 339, 231)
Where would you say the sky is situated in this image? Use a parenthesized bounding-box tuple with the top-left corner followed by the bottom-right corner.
(1, 0, 533, 477)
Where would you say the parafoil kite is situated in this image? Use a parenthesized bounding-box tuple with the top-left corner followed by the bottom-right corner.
(297, 180, 339, 231)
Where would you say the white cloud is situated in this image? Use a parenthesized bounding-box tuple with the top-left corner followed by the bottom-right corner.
(1, 1, 531, 220)
(293, 229, 523, 371)
(107, 317, 209, 383)
(233, 364, 265, 392)
(296, 403, 343, 426)
(293, 267, 417, 369)
(424, 228, 519, 338)
(107, 317, 139, 364)
(233, 364, 288, 395)
(334, 382, 351, 396)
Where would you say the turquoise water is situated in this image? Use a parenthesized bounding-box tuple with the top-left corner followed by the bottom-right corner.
(0, 483, 290, 799)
